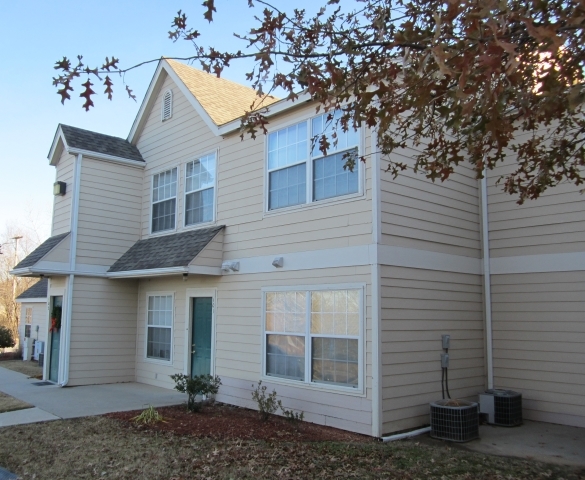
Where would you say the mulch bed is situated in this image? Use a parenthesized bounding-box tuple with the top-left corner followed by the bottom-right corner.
(105, 403, 373, 443)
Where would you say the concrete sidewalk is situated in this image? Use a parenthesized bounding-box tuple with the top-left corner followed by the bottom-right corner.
(0, 366, 184, 427)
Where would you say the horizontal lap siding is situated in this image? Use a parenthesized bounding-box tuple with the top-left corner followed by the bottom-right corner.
(381, 266, 484, 435)
(136, 266, 373, 434)
(487, 158, 585, 257)
(380, 145, 481, 258)
(68, 277, 138, 386)
(491, 272, 585, 428)
(76, 158, 143, 266)
(137, 78, 373, 257)
(52, 153, 75, 236)
(19, 302, 48, 348)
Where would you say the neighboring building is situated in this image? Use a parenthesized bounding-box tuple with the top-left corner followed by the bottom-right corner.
(11, 59, 585, 435)
(15, 278, 48, 358)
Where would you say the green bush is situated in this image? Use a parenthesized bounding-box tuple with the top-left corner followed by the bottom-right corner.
(251, 380, 304, 423)
(0, 327, 15, 349)
(170, 374, 221, 412)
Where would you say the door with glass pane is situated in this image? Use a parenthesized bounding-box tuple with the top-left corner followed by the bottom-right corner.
(190, 298, 212, 377)
(48, 296, 63, 383)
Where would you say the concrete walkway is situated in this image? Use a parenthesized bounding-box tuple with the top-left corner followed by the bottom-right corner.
(0, 366, 185, 427)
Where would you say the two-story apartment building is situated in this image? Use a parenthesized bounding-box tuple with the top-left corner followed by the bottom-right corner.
(12, 58, 585, 436)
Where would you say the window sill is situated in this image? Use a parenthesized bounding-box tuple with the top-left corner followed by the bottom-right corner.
(263, 191, 366, 219)
(261, 374, 365, 397)
(182, 220, 217, 232)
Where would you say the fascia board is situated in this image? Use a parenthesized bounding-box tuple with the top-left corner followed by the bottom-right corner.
(67, 148, 145, 168)
(48, 126, 68, 166)
(107, 266, 187, 278)
(10, 267, 33, 276)
(15, 297, 47, 304)
(217, 91, 313, 136)
(127, 61, 167, 144)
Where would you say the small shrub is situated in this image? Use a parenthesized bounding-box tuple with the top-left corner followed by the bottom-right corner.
(132, 405, 165, 425)
(281, 406, 304, 424)
(170, 374, 222, 412)
(251, 381, 305, 423)
(0, 327, 15, 350)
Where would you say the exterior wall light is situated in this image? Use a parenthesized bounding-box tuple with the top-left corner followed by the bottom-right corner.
(272, 256, 284, 268)
(53, 181, 66, 196)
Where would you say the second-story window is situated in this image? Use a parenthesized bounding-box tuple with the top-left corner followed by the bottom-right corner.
(185, 153, 216, 226)
(152, 168, 177, 233)
(267, 111, 360, 211)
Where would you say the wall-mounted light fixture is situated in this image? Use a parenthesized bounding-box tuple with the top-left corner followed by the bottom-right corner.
(221, 261, 240, 273)
(53, 181, 66, 196)
(272, 256, 284, 268)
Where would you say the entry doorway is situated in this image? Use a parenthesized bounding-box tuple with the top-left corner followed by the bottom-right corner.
(48, 295, 63, 383)
(190, 297, 213, 377)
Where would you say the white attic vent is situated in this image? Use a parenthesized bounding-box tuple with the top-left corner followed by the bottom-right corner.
(161, 89, 173, 121)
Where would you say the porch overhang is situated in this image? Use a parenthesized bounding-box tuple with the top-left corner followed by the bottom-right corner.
(10, 233, 71, 277)
(107, 225, 225, 279)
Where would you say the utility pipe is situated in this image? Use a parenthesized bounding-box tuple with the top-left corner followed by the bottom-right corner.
(382, 426, 431, 443)
(481, 168, 494, 390)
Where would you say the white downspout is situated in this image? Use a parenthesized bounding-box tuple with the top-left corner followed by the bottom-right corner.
(481, 168, 494, 390)
(382, 426, 431, 442)
(60, 153, 82, 386)
(370, 127, 382, 438)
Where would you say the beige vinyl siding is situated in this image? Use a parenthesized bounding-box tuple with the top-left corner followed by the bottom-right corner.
(68, 277, 138, 386)
(189, 230, 223, 268)
(137, 75, 373, 258)
(487, 156, 585, 258)
(51, 153, 75, 236)
(380, 266, 485, 434)
(491, 271, 585, 428)
(380, 145, 481, 258)
(19, 301, 48, 348)
(135, 265, 373, 435)
(75, 158, 143, 266)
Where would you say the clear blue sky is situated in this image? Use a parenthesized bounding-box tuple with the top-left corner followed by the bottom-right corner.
(0, 0, 322, 240)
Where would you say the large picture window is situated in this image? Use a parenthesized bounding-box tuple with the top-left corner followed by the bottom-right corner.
(264, 288, 361, 389)
(185, 153, 216, 226)
(267, 112, 360, 210)
(152, 168, 177, 233)
(146, 295, 173, 361)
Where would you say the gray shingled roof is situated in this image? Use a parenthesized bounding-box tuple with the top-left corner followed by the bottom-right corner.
(13, 233, 70, 270)
(16, 278, 48, 300)
(60, 124, 144, 162)
(108, 226, 225, 272)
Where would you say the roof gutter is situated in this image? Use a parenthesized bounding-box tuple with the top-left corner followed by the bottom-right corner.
(107, 266, 189, 279)
(66, 148, 145, 168)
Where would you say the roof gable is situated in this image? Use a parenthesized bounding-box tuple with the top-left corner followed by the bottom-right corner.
(13, 233, 70, 270)
(128, 59, 282, 144)
(108, 226, 225, 273)
(49, 125, 145, 165)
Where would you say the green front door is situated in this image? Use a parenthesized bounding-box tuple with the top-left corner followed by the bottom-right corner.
(191, 297, 213, 377)
(48, 296, 63, 383)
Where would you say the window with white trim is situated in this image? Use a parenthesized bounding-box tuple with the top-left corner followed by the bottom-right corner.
(267, 111, 360, 210)
(24, 307, 32, 338)
(264, 288, 361, 388)
(152, 168, 177, 233)
(162, 89, 173, 121)
(185, 153, 216, 226)
(146, 295, 173, 361)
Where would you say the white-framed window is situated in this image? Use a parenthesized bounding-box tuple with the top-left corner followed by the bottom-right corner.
(263, 287, 362, 390)
(267, 111, 360, 211)
(151, 168, 177, 233)
(24, 307, 32, 338)
(185, 152, 216, 227)
(146, 294, 173, 362)
(161, 89, 173, 121)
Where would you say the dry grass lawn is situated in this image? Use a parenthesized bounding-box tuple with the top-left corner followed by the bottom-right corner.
(0, 360, 43, 378)
(0, 392, 32, 414)
(0, 416, 582, 480)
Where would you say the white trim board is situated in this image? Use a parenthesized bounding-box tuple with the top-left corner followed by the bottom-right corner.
(490, 251, 585, 275)
(15, 297, 47, 304)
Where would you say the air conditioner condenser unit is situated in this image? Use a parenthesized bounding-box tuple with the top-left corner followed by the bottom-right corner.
(479, 389, 522, 427)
